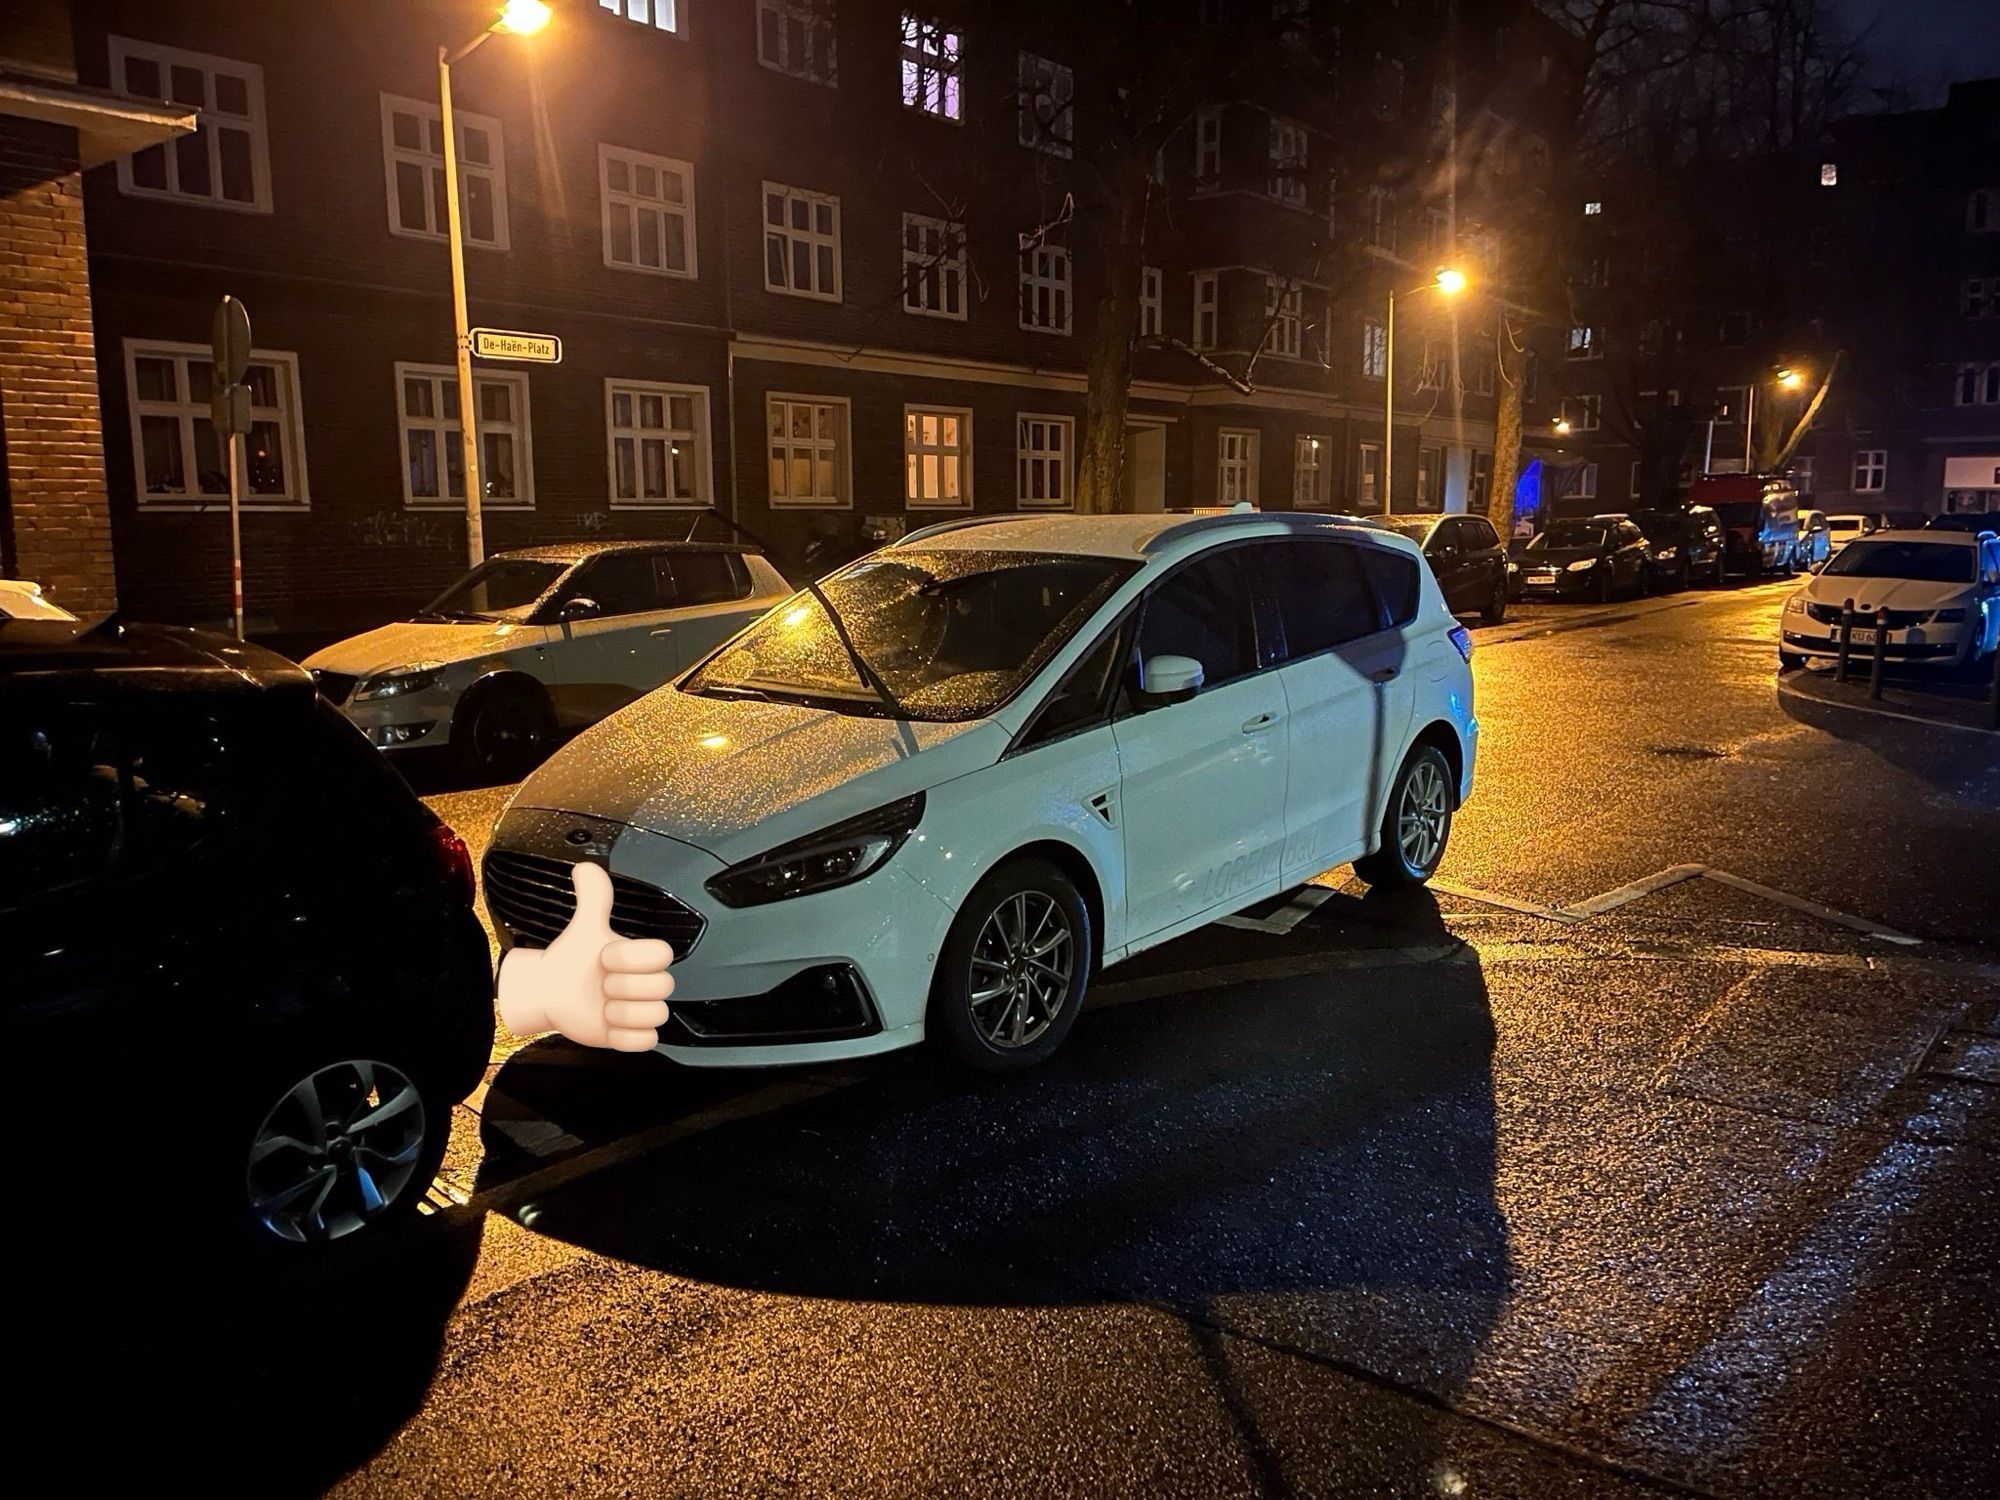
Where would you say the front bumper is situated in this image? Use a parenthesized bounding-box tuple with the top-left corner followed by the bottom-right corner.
(312, 670, 458, 750)
(1780, 623, 1971, 666)
(1515, 567, 1598, 598)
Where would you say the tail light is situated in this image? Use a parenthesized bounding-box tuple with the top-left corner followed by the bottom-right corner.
(429, 823, 477, 908)
(1448, 624, 1474, 662)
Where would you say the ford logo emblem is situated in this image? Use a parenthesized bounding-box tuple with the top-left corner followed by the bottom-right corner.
(565, 828, 594, 846)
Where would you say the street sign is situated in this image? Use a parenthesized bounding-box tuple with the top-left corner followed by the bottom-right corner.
(210, 294, 251, 386)
(469, 327, 562, 363)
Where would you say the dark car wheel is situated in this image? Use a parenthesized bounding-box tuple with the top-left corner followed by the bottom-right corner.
(929, 858, 1091, 1073)
(1779, 650, 1807, 672)
(1481, 572, 1508, 624)
(1594, 566, 1614, 604)
(1712, 553, 1728, 587)
(1676, 559, 1692, 592)
(454, 677, 554, 781)
(1354, 744, 1455, 889)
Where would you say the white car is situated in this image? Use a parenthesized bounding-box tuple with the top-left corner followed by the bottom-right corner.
(1780, 529, 2000, 670)
(485, 511, 1479, 1072)
(304, 542, 790, 776)
(0, 580, 76, 620)
(1824, 513, 1882, 554)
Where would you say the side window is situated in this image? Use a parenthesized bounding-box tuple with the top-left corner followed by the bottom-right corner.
(1263, 539, 1378, 658)
(1428, 521, 1460, 556)
(0, 705, 124, 902)
(568, 554, 660, 616)
(1464, 517, 1500, 550)
(1136, 549, 1258, 688)
(663, 551, 751, 607)
(1017, 616, 1132, 751)
(1358, 545, 1421, 628)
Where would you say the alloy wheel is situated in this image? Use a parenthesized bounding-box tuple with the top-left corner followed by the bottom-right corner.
(1397, 758, 1451, 873)
(967, 890, 1075, 1049)
(245, 1059, 427, 1245)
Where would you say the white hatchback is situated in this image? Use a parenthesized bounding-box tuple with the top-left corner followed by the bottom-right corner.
(305, 542, 789, 777)
(487, 512, 1479, 1072)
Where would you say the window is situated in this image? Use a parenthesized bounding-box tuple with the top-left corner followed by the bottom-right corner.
(905, 406, 972, 508)
(1195, 107, 1222, 183)
(1268, 116, 1308, 206)
(763, 182, 841, 299)
(601, 0, 683, 34)
(1020, 244, 1073, 333)
(1415, 335, 1443, 392)
(606, 380, 711, 507)
(1139, 550, 1257, 686)
(1471, 335, 1495, 396)
(124, 340, 305, 508)
(1416, 446, 1442, 511)
(759, 1, 837, 83)
(1963, 278, 1995, 317)
(1819, 162, 1838, 187)
(1969, 189, 1997, 233)
(1359, 545, 1419, 626)
(902, 213, 966, 319)
(900, 15, 962, 120)
(110, 38, 269, 211)
(599, 145, 695, 276)
(1264, 279, 1303, 358)
(1265, 540, 1379, 659)
(1018, 415, 1074, 508)
(1574, 462, 1598, 500)
(1192, 273, 1219, 349)
(1470, 451, 1492, 512)
(1566, 325, 1600, 360)
(1955, 362, 2000, 406)
(381, 95, 508, 248)
(1365, 187, 1394, 249)
(1629, 459, 1645, 499)
(396, 363, 532, 508)
(1715, 385, 1748, 423)
(768, 396, 849, 506)
(1018, 619, 1133, 750)
(1293, 434, 1329, 507)
(1583, 200, 1603, 216)
(666, 552, 752, 607)
(1218, 429, 1260, 505)
(1019, 53, 1075, 157)
(1362, 318, 1387, 378)
(564, 553, 665, 617)
(1140, 266, 1163, 338)
(1562, 394, 1602, 432)
(1357, 441, 1382, 508)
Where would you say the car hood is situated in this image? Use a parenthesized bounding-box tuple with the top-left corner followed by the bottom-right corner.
(1520, 547, 1603, 567)
(508, 686, 1008, 862)
(302, 618, 536, 675)
(1800, 575, 1972, 612)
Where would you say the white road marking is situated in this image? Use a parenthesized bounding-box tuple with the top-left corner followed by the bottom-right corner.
(1558, 864, 1708, 918)
(1776, 678, 1998, 736)
(490, 1115, 588, 1159)
(1429, 881, 1578, 922)
(1217, 885, 1336, 934)
(1701, 869, 1922, 946)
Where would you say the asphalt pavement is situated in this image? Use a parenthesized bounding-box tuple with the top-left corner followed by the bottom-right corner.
(44, 579, 2000, 1498)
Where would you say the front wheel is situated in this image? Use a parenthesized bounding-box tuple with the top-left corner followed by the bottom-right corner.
(1779, 650, 1806, 672)
(1354, 744, 1455, 889)
(929, 859, 1091, 1073)
(453, 677, 554, 782)
(1481, 573, 1508, 625)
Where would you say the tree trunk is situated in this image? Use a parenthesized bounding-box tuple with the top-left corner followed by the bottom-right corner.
(1076, 164, 1151, 514)
(1487, 317, 1525, 538)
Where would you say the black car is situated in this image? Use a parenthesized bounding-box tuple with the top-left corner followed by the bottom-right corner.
(1627, 505, 1728, 590)
(1925, 511, 2000, 536)
(0, 619, 494, 1256)
(1368, 513, 1512, 623)
(1513, 516, 1653, 601)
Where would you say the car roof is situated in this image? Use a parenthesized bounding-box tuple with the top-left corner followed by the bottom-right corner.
(493, 540, 753, 564)
(0, 618, 311, 693)
(892, 509, 1405, 559)
(1852, 528, 1981, 546)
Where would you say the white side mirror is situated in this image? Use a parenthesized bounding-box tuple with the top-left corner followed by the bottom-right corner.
(1139, 653, 1204, 699)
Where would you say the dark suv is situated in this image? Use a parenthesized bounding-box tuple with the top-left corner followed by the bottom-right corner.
(0, 619, 494, 1254)
(1628, 506, 1728, 590)
(1368, 513, 1512, 623)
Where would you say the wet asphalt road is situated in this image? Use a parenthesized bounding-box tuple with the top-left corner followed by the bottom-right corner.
(49, 580, 2000, 1497)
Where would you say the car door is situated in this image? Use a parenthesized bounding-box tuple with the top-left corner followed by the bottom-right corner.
(1110, 546, 1290, 944)
(1459, 516, 1504, 604)
(657, 551, 763, 670)
(1616, 521, 1648, 589)
(542, 552, 680, 724)
(1425, 520, 1470, 613)
(1258, 537, 1401, 880)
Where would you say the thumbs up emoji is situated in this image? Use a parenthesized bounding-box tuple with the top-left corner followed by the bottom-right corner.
(496, 862, 675, 1051)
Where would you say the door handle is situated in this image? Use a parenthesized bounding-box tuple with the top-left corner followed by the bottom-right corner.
(649, 627, 675, 637)
(1241, 711, 1280, 734)
(1369, 666, 1400, 684)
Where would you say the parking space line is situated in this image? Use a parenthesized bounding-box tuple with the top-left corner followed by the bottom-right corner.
(1430, 880, 1579, 922)
(1700, 869, 1922, 946)
(1217, 885, 1335, 934)
(1776, 678, 2000, 736)
(1559, 864, 1709, 918)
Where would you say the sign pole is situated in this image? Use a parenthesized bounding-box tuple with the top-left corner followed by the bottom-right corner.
(439, 46, 486, 570)
(227, 428, 246, 640)
(210, 294, 254, 641)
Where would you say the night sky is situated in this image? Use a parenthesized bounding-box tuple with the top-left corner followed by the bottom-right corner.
(1842, 0, 2000, 102)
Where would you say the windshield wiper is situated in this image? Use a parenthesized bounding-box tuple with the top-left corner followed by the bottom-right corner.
(688, 507, 909, 721)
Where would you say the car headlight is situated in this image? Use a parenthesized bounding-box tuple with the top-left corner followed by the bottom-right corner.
(1928, 608, 1967, 624)
(705, 793, 926, 908)
(1654, 546, 1678, 561)
(1565, 558, 1598, 573)
(354, 661, 446, 700)
(1784, 595, 1806, 614)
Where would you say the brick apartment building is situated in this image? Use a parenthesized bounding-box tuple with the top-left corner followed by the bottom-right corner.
(56, 0, 1567, 635)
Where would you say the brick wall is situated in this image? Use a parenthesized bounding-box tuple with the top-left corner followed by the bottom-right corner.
(0, 117, 117, 613)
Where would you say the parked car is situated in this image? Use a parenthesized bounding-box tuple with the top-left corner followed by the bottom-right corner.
(1364, 513, 1511, 623)
(485, 511, 1478, 1074)
(0, 579, 76, 620)
(1924, 510, 2000, 536)
(1779, 529, 2000, 670)
(1690, 475, 1801, 576)
(1627, 506, 1728, 590)
(1825, 513, 1883, 553)
(1795, 508, 1833, 570)
(0, 618, 494, 1252)
(305, 541, 790, 779)
(1513, 516, 1652, 601)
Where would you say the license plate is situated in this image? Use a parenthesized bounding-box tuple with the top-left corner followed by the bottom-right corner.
(1849, 628, 1877, 645)
(1524, 575, 1557, 587)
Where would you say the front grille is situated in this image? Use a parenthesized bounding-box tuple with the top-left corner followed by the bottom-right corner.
(484, 848, 707, 957)
(312, 669, 358, 706)
(1805, 603, 1928, 628)
(664, 965, 880, 1047)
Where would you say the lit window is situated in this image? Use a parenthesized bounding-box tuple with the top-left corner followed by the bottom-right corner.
(606, 381, 710, 507)
(110, 37, 270, 211)
(902, 213, 966, 319)
(1268, 116, 1308, 206)
(905, 406, 972, 508)
(768, 396, 848, 506)
(1140, 266, 1163, 338)
(1020, 243, 1073, 333)
(1195, 107, 1222, 183)
(1192, 273, 1219, 349)
(381, 95, 508, 248)
(1357, 441, 1381, 508)
(1630, 460, 1645, 499)
(1566, 324, 1601, 360)
(763, 183, 842, 299)
(1561, 394, 1602, 432)
(1017, 415, 1074, 508)
(1852, 450, 1886, 492)
(900, 15, 962, 121)
(1218, 429, 1260, 505)
(599, 145, 695, 277)
(759, 1, 837, 83)
(395, 363, 532, 508)
(125, 340, 304, 507)
(1018, 53, 1075, 157)
(1293, 433, 1328, 507)
(1362, 317, 1387, 378)
(1264, 278, 1304, 358)
(1583, 200, 1603, 216)
(1819, 162, 1838, 187)
(1575, 462, 1598, 500)
(600, 0, 682, 35)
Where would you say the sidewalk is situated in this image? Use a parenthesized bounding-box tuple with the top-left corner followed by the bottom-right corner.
(1780, 659, 2000, 734)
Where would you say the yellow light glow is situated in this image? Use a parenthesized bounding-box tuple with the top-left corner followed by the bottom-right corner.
(1777, 368, 1803, 389)
(1553, 417, 1571, 434)
(496, 0, 552, 35)
(782, 605, 812, 629)
(698, 734, 730, 751)
(1435, 268, 1469, 296)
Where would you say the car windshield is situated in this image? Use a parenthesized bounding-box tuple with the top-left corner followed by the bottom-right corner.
(1626, 512, 1685, 540)
(1530, 523, 1607, 551)
(1822, 540, 1975, 583)
(418, 559, 568, 622)
(685, 549, 1135, 723)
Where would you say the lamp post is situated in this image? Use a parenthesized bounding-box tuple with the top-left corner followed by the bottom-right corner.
(1384, 267, 1467, 517)
(440, 0, 549, 569)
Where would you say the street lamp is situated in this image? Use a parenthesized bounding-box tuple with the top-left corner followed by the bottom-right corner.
(1384, 267, 1468, 516)
(440, 0, 550, 568)
(1553, 416, 1572, 435)
(1777, 367, 1804, 390)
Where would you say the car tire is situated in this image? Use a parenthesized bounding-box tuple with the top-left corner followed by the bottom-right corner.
(454, 676, 554, 782)
(1779, 650, 1806, 672)
(1594, 567, 1614, 604)
(1676, 559, 1692, 592)
(1354, 743, 1455, 889)
(928, 858, 1091, 1073)
(1712, 554, 1728, 587)
(1481, 573, 1507, 625)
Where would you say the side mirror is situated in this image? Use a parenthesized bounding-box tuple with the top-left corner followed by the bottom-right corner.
(1138, 653, 1204, 703)
(560, 595, 602, 621)
(1810, 560, 1828, 574)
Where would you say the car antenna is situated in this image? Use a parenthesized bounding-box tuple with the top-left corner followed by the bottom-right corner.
(692, 507, 907, 721)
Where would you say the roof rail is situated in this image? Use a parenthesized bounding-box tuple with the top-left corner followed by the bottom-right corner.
(1136, 509, 1373, 555)
(894, 515, 1030, 547)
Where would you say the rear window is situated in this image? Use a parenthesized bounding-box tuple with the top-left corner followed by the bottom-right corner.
(666, 552, 750, 606)
(1358, 545, 1421, 627)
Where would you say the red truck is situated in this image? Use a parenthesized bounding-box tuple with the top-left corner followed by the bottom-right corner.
(1687, 474, 1802, 577)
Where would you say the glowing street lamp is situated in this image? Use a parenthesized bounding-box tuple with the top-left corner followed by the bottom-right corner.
(1777, 366, 1804, 390)
(1553, 416, 1572, 435)
(1383, 268, 1469, 516)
